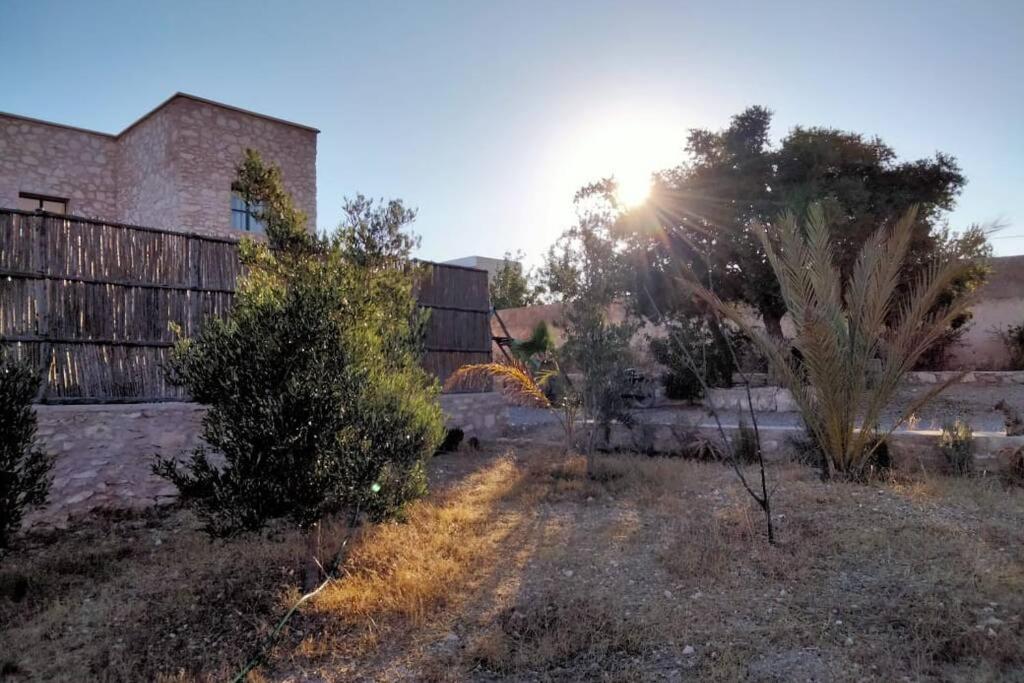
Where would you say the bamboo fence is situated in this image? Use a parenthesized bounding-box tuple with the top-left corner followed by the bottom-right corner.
(0, 209, 490, 402)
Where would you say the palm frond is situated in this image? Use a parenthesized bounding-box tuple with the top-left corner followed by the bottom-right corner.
(687, 203, 983, 478)
(444, 361, 552, 409)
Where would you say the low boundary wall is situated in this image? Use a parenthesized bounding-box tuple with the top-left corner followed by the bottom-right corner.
(598, 422, 1024, 472)
(27, 393, 508, 528)
(504, 418, 1024, 474)
(733, 371, 1024, 389)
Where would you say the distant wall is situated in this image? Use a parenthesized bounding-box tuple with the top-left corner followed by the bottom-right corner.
(496, 254, 1024, 372)
(493, 302, 567, 348)
(948, 255, 1024, 370)
(493, 301, 661, 366)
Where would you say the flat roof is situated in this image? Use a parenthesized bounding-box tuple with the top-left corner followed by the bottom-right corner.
(0, 92, 319, 138)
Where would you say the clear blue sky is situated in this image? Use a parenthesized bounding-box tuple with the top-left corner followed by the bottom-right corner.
(4, 1, 1023, 262)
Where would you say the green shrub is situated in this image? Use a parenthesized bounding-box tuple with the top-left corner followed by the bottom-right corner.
(155, 151, 444, 537)
(1000, 445, 1024, 488)
(861, 436, 893, 478)
(560, 307, 638, 449)
(789, 431, 825, 471)
(649, 316, 745, 401)
(0, 350, 53, 552)
(939, 419, 974, 476)
(664, 427, 721, 462)
(512, 322, 556, 366)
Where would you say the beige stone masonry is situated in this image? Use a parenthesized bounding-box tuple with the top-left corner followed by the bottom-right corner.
(1, 93, 317, 239)
(25, 393, 508, 528)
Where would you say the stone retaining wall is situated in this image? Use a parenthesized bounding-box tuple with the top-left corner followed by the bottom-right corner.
(712, 371, 1024, 413)
(733, 370, 1024, 389)
(901, 371, 1024, 386)
(595, 422, 1024, 472)
(706, 387, 799, 413)
(28, 403, 204, 528)
(440, 392, 508, 438)
(26, 394, 508, 528)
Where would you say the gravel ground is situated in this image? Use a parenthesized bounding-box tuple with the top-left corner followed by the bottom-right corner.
(508, 383, 1024, 435)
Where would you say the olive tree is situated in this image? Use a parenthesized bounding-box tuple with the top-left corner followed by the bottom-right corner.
(155, 151, 444, 586)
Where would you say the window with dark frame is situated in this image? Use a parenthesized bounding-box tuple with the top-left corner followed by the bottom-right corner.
(230, 193, 267, 233)
(17, 192, 67, 214)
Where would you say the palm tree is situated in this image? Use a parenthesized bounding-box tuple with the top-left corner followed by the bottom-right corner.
(685, 205, 981, 479)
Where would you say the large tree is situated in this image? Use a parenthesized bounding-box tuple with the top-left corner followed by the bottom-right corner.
(620, 106, 982, 338)
(156, 151, 444, 589)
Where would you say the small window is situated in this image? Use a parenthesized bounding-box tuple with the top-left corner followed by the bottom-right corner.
(230, 193, 266, 233)
(18, 192, 67, 214)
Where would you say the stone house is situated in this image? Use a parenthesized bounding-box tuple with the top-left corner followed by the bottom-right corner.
(0, 92, 317, 238)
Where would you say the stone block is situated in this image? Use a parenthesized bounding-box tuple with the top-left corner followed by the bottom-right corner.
(774, 389, 800, 413)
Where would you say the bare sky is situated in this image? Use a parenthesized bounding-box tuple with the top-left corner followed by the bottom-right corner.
(3, 0, 1022, 262)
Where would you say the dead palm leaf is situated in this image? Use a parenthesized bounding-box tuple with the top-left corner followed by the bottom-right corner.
(445, 360, 552, 409)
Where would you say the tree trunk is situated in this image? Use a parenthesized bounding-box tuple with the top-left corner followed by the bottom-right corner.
(763, 312, 785, 341)
(303, 520, 322, 592)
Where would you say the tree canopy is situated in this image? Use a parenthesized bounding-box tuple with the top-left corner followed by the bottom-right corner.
(618, 106, 983, 336)
(156, 150, 444, 536)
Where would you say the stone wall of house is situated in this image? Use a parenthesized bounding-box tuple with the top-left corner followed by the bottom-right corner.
(0, 114, 119, 219)
(116, 105, 180, 230)
(163, 96, 318, 238)
(25, 393, 507, 528)
(1, 95, 317, 240)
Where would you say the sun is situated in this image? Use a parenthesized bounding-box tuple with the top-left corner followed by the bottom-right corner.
(614, 171, 653, 207)
(547, 107, 681, 215)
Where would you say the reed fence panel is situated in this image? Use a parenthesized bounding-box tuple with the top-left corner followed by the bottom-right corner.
(0, 209, 491, 402)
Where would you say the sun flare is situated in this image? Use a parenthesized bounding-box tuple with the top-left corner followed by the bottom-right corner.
(550, 108, 682, 214)
(613, 172, 652, 207)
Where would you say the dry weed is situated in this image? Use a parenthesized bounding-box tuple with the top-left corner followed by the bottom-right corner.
(0, 509, 306, 681)
(468, 592, 654, 679)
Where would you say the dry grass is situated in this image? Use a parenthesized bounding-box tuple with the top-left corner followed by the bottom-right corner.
(0, 508, 307, 681)
(2, 445, 1024, 681)
(468, 592, 655, 680)
(316, 455, 523, 622)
